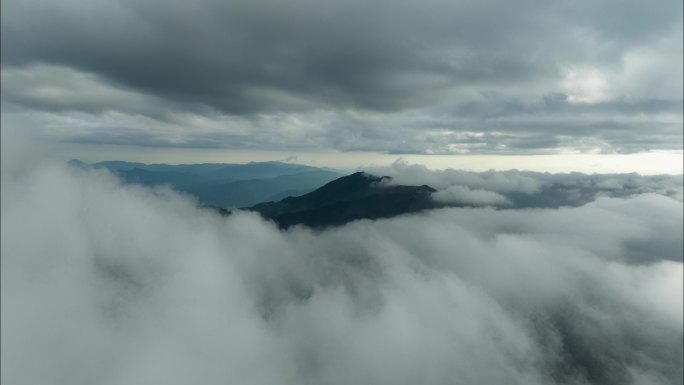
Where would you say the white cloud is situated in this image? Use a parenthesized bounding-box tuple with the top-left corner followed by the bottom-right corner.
(562, 67, 611, 103)
(1, 139, 682, 385)
(432, 185, 510, 206)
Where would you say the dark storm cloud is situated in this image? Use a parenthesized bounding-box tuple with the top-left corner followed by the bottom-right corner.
(3, 0, 680, 112)
(1, 0, 682, 153)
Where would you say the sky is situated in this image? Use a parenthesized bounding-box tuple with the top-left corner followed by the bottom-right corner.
(1, 0, 682, 173)
(1, 2, 683, 380)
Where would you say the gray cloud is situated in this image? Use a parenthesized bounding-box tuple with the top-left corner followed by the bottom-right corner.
(3, 0, 679, 111)
(2, 130, 683, 385)
(0, 65, 158, 114)
(1, 0, 682, 154)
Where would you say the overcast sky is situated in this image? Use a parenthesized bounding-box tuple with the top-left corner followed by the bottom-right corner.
(1, 0, 682, 170)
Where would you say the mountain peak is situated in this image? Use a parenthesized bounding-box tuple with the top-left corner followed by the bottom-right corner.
(347, 171, 392, 183)
(246, 172, 439, 229)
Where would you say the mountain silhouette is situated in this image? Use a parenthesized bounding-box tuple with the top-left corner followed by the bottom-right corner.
(245, 172, 439, 228)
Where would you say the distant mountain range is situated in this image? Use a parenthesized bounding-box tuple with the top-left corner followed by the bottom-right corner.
(70, 160, 445, 228)
(69, 160, 344, 208)
(246, 172, 440, 229)
(78, 159, 674, 231)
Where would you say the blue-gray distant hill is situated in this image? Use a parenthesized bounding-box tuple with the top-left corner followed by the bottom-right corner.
(69, 160, 344, 208)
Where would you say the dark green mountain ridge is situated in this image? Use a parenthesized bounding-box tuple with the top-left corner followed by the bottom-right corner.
(245, 172, 440, 229)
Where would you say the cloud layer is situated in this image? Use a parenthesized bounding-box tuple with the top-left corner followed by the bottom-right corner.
(368, 161, 684, 209)
(2, 138, 682, 384)
(1, 0, 682, 154)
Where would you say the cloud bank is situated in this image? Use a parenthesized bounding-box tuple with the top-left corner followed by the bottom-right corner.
(2, 137, 683, 384)
(366, 161, 684, 209)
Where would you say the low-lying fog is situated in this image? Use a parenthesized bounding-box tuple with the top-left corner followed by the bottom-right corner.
(2, 138, 682, 385)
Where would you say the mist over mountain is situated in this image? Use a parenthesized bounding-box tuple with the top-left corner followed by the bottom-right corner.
(71, 159, 683, 232)
(242, 167, 682, 230)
